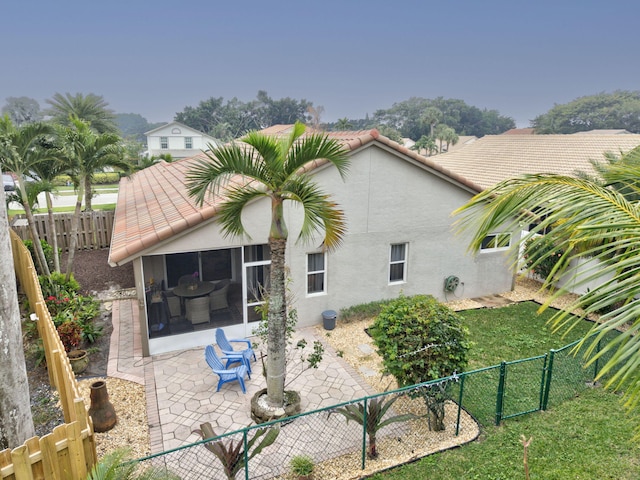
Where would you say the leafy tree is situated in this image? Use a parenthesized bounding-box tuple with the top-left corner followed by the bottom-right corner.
(2, 96, 42, 125)
(0, 185, 35, 449)
(420, 106, 442, 137)
(454, 151, 640, 415)
(115, 113, 164, 142)
(532, 90, 640, 134)
(369, 294, 470, 431)
(175, 91, 315, 140)
(0, 116, 55, 275)
(255, 90, 312, 127)
(186, 121, 349, 408)
(57, 118, 128, 278)
(45, 92, 118, 134)
(373, 97, 514, 140)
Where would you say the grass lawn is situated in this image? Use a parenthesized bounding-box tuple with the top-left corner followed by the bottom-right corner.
(369, 301, 640, 479)
(8, 204, 115, 215)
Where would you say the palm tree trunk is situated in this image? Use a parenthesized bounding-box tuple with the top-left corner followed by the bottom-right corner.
(65, 184, 84, 281)
(83, 176, 92, 211)
(18, 176, 50, 277)
(45, 192, 60, 272)
(266, 237, 287, 407)
(0, 188, 35, 449)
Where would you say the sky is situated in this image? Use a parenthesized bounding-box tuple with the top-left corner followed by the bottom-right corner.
(2, 0, 640, 128)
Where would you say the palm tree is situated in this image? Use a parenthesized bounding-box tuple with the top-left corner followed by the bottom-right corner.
(454, 154, 640, 413)
(0, 116, 55, 276)
(443, 127, 459, 152)
(45, 92, 118, 134)
(335, 117, 353, 130)
(412, 135, 439, 157)
(0, 185, 35, 448)
(421, 107, 442, 138)
(31, 158, 66, 272)
(58, 118, 128, 279)
(186, 121, 350, 407)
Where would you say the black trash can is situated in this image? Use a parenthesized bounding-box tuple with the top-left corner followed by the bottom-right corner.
(322, 310, 337, 330)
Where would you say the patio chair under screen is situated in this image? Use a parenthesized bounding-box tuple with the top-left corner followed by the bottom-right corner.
(204, 345, 249, 394)
(215, 328, 256, 374)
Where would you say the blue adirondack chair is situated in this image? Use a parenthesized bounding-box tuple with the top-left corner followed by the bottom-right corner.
(204, 345, 249, 394)
(215, 328, 257, 374)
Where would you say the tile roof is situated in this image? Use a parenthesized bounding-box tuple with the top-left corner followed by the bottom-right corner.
(109, 127, 482, 265)
(434, 134, 640, 190)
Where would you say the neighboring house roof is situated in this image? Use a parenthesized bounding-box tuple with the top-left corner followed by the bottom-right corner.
(502, 128, 535, 135)
(144, 121, 211, 136)
(574, 129, 631, 135)
(434, 134, 640, 190)
(109, 128, 483, 266)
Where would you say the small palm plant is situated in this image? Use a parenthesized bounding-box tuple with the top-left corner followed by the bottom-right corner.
(192, 422, 279, 480)
(330, 394, 417, 459)
(87, 448, 178, 480)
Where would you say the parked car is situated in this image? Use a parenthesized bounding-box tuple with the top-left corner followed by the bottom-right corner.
(3, 174, 15, 191)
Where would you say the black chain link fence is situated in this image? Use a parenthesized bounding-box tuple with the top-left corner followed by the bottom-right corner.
(132, 332, 621, 479)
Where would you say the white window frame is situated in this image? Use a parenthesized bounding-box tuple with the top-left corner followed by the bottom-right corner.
(184, 136, 193, 149)
(480, 232, 512, 252)
(306, 252, 326, 296)
(160, 136, 168, 149)
(389, 243, 408, 284)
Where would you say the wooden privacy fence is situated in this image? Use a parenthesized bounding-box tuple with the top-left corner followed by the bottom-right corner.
(11, 211, 115, 251)
(1, 230, 97, 480)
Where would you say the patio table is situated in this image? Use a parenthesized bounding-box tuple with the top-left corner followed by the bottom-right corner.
(172, 282, 217, 316)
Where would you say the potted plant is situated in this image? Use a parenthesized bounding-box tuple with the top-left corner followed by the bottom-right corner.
(57, 320, 89, 374)
(290, 455, 314, 480)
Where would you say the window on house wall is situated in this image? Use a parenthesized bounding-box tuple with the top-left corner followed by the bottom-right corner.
(184, 137, 193, 149)
(389, 243, 407, 283)
(160, 136, 168, 149)
(307, 253, 326, 295)
(480, 233, 511, 251)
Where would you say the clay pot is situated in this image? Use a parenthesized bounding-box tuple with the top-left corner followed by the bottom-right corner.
(88, 380, 117, 432)
(68, 349, 89, 374)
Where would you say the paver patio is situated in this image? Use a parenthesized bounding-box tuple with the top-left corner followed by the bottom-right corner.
(108, 298, 376, 453)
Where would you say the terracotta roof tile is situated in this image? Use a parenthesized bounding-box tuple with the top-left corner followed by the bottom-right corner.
(434, 134, 640, 189)
(108, 127, 482, 266)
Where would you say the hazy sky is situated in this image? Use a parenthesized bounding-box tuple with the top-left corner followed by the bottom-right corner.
(3, 0, 639, 128)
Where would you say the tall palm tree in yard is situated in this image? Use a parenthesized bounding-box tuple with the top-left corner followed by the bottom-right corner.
(0, 185, 35, 449)
(0, 116, 55, 276)
(186, 121, 350, 407)
(454, 150, 640, 414)
(58, 118, 128, 280)
(45, 92, 118, 134)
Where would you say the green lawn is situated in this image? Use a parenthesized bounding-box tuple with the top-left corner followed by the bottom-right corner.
(370, 301, 640, 479)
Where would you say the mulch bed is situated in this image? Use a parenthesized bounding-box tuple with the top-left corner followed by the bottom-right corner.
(25, 248, 135, 437)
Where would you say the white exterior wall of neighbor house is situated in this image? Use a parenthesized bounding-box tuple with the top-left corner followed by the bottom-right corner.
(146, 123, 218, 159)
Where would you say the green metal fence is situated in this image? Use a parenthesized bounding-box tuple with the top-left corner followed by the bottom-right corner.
(132, 333, 619, 479)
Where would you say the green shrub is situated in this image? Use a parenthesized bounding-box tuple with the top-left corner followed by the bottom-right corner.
(369, 294, 470, 431)
(39, 272, 80, 299)
(92, 172, 121, 184)
(24, 239, 58, 275)
(290, 455, 315, 475)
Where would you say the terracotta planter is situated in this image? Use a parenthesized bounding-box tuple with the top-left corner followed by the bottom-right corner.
(88, 380, 117, 432)
(68, 349, 89, 374)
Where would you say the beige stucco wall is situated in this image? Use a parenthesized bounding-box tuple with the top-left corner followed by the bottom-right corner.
(136, 142, 515, 353)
